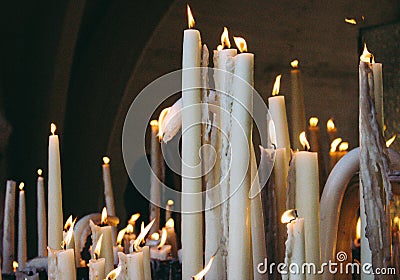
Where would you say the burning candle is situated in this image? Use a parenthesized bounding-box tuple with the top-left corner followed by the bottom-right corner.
(48, 226, 76, 280)
(63, 216, 76, 250)
(165, 200, 174, 221)
(326, 118, 337, 144)
(282, 209, 305, 280)
(150, 228, 171, 260)
(290, 59, 306, 151)
(149, 120, 162, 233)
(37, 169, 47, 257)
(48, 123, 64, 249)
(165, 218, 178, 259)
(102, 156, 117, 245)
(113, 227, 126, 266)
(2, 180, 16, 274)
(17, 183, 27, 270)
(89, 234, 105, 280)
(328, 138, 349, 171)
(89, 208, 114, 274)
(181, 5, 203, 278)
(123, 224, 136, 254)
(295, 132, 321, 278)
(308, 117, 320, 154)
(228, 36, 253, 279)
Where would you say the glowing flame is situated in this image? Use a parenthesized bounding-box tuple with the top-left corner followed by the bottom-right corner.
(338, 142, 349, 152)
(233, 37, 247, 53)
(360, 43, 374, 63)
(133, 219, 155, 252)
(217, 45, 223, 51)
(330, 138, 343, 153)
(327, 118, 336, 132)
(126, 224, 134, 234)
(272, 74, 282, 96)
(64, 215, 76, 231)
(344, 18, 357, 25)
(158, 107, 170, 141)
(141, 222, 145, 232)
(187, 5, 195, 29)
(129, 213, 141, 224)
(167, 200, 174, 206)
(19, 182, 24, 191)
(158, 228, 168, 249)
(37, 169, 43, 176)
(116, 228, 127, 246)
(166, 218, 174, 228)
(101, 207, 108, 225)
(281, 209, 298, 224)
(106, 266, 121, 280)
(290, 59, 299, 69)
(386, 134, 396, 148)
(192, 256, 215, 280)
(299, 131, 310, 151)
(50, 123, 56, 135)
(394, 216, 400, 227)
(93, 234, 103, 259)
(103, 156, 110, 165)
(220, 27, 231, 49)
(63, 225, 74, 249)
(13, 261, 18, 272)
(309, 117, 319, 127)
(151, 232, 160, 240)
(356, 217, 361, 240)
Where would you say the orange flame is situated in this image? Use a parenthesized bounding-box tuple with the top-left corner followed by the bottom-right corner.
(13, 261, 18, 272)
(327, 118, 336, 132)
(63, 225, 74, 249)
(126, 224, 134, 234)
(290, 59, 299, 69)
(150, 232, 160, 241)
(101, 207, 108, 225)
(344, 18, 357, 25)
(166, 218, 174, 228)
(386, 134, 396, 148)
(103, 156, 110, 165)
(158, 108, 170, 142)
(187, 5, 195, 29)
(158, 228, 168, 249)
(299, 131, 310, 151)
(360, 43, 374, 63)
(106, 266, 121, 280)
(133, 219, 155, 252)
(220, 27, 231, 49)
(50, 123, 56, 135)
(37, 169, 43, 176)
(338, 142, 349, 152)
(233, 37, 247, 53)
(93, 234, 103, 259)
(309, 117, 319, 127)
(272, 74, 282, 96)
(116, 228, 127, 246)
(330, 138, 343, 153)
(356, 217, 361, 240)
(281, 209, 298, 224)
(64, 215, 77, 231)
(192, 256, 215, 280)
(19, 182, 24, 191)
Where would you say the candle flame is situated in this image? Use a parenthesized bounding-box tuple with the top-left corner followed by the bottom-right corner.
(106, 266, 121, 280)
(394, 216, 400, 227)
(19, 182, 24, 191)
(192, 256, 215, 280)
(126, 224, 134, 234)
(93, 234, 103, 259)
(187, 5, 195, 29)
(129, 213, 141, 224)
(141, 221, 145, 232)
(330, 138, 343, 153)
(166, 218, 174, 228)
(116, 228, 127, 246)
(150, 120, 158, 128)
(13, 261, 18, 272)
(356, 217, 361, 240)
(133, 219, 155, 252)
(327, 118, 336, 132)
(281, 209, 298, 224)
(217, 45, 223, 51)
(309, 117, 319, 127)
(150, 232, 160, 241)
(37, 169, 43, 176)
(167, 199, 174, 206)
(299, 131, 310, 151)
(158, 228, 168, 248)
(220, 27, 231, 49)
(158, 107, 170, 142)
(233, 37, 247, 53)
(63, 225, 74, 249)
(386, 134, 396, 147)
(101, 207, 108, 225)
(360, 43, 374, 63)
(64, 215, 77, 231)
(344, 18, 357, 25)
(338, 142, 349, 152)
(103, 156, 110, 165)
(50, 123, 56, 135)
(290, 59, 299, 69)
(272, 74, 282, 96)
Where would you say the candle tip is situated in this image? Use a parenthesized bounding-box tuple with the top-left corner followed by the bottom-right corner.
(187, 4, 195, 28)
(50, 123, 56, 135)
(19, 182, 24, 191)
(218, 27, 231, 49)
(272, 74, 282, 96)
(167, 199, 174, 206)
(233, 36, 247, 53)
(327, 118, 336, 131)
(299, 131, 310, 151)
(290, 59, 299, 69)
(309, 117, 319, 127)
(37, 169, 43, 176)
(101, 207, 108, 225)
(103, 156, 110, 164)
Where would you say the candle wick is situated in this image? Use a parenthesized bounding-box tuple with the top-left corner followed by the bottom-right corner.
(94, 253, 98, 260)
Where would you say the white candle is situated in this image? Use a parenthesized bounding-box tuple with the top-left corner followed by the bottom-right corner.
(282, 210, 305, 280)
(48, 123, 64, 249)
(48, 247, 76, 280)
(149, 121, 162, 233)
(268, 75, 291, 159)
(228, 36, 253, 279)
(326, 118, 337, 144)
(295, 133, 320, 279)
(90, 214, 114, 274)
(2, 180, 16, 274)
(17, 183, 27, 269)
(37, 169, 47, 257)
(181, 5, 203, 278)
(102, 157, 117, 244)
(289, 60, 306, 151)
(89, 258, 105, 280)
(63, 216, 76, 250)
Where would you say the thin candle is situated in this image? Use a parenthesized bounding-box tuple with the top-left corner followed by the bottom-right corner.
(37, 169, 47, 257)
(17, 183, 27, 269)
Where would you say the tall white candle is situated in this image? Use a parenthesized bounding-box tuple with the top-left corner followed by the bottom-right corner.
(48, 123, 63, 249)
(181, 5, 203, 279)
(228, 36, 253, 279)
(2, 180, 16, 274)
(268, 75, 291, 159)
(149, 121, 162, 233)
(295, 133, 320, 280)
(102, 157, 117, 246)
(17, 183, 27, 269)
(37, 169, 47, 257)
(90, 218, 114, 275)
